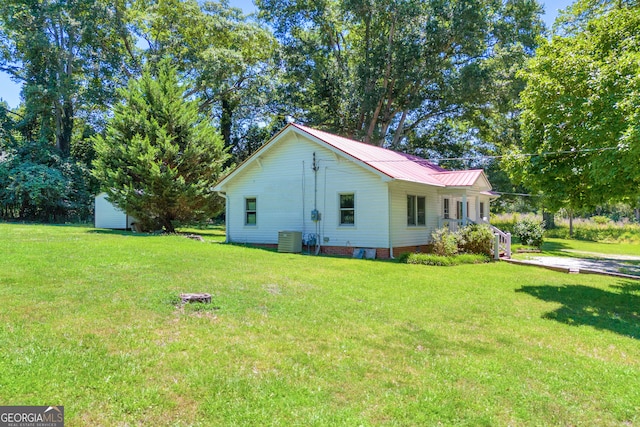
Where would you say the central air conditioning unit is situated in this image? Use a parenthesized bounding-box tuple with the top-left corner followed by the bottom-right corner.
(278, 231, 302, 253)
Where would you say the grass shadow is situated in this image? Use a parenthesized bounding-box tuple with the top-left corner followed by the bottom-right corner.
(539, 240, 577, 257)
(86, 229, 159, 237)
(86, 228, 226, 242)
(611, 281, 640, 294)
(517, 282, 640, 339)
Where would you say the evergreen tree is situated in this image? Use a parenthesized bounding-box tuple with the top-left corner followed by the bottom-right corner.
(92, 62, 229, 232)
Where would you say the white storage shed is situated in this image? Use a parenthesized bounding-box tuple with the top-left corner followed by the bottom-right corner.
(94, 193, 135, 229)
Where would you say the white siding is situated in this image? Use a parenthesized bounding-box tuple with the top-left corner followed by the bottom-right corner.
(95, 193, 130, 229)
(224, 133, 390, 248)
(388, 181, 440, 247)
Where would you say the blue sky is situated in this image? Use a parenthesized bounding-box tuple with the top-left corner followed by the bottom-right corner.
(0, 0, 574, 109)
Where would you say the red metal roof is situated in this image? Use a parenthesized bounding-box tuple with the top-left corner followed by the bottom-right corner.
(292, 124, 486, 188)
(433, 170, 484, 187)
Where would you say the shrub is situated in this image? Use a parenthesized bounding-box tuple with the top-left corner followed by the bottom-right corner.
(400, 253, 489, 266)
(513, 217, 545, 248)
(431, 227, 459, 256)
(0, 140, 95, 221)
(592, 215, 611, 225)
(457, 224, 494, 256)
(545, 220, 640, 243)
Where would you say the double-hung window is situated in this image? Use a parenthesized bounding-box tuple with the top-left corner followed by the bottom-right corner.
(443, 198, 450, 219)
(480, 202, 485, 220)
(407, 195, 426, 226)
(339, 194, 355, 226)
(245, 197, 257, 225)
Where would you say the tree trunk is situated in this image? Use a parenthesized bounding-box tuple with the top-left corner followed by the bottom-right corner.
(390, 109, 408, 148)
(569, 209, 574, 238)
(364, 18, 395, 146)
(220, 96, 234, 149)
(542, 210, 555, 229)
(58, 99, 73, 157)
(163, 217, 175, 233)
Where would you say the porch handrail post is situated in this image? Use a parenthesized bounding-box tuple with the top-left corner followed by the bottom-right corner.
(494, 233, 500, 260)
(462, 194, 468, 226)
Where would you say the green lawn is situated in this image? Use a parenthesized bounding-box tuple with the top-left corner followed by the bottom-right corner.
(543, 237, 640, 257)
(512, 237, 640, 259)
(1, 224, 639, 426)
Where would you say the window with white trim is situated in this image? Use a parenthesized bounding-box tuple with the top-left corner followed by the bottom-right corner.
(480, 202, 485, 220)
(245, 197, 257, 225)
(443, 198, 450, 219)
(407, 195, 426, 226)
(339, 193, 355, 226)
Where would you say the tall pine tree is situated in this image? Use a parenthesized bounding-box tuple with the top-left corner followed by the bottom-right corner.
(92, 62, 229, 232)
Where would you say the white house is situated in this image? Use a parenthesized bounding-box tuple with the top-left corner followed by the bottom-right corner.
(213, 123, 500, 258)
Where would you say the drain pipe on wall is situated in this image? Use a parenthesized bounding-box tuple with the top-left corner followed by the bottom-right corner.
(388, 186, 394, 259)
(302, 161, 306, 238)
(220, 192, 230, 243)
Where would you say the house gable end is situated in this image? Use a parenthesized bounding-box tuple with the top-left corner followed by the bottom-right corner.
(214, 124, 393, 192)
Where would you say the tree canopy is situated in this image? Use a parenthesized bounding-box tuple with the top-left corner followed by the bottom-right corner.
(6, 0, 640, 224)
(0, 0, 135, 156)
(507, 3, 640, 214)
(258, 0, 544, 147)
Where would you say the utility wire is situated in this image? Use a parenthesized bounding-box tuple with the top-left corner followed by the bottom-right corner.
(360, 146, 618, 163)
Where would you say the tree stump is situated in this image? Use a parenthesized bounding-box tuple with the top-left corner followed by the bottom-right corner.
(180, 293, 212, 304)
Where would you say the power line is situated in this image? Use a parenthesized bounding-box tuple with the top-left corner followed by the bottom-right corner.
(493, 191, 534, 197)
(362, 146, 618, 163)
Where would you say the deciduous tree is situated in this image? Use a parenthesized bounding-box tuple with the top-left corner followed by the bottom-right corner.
(258, 0, 543, 147)
(0, 0, 136, 156)
(133, 0, 276, 155)
(507, 3, 640, 232)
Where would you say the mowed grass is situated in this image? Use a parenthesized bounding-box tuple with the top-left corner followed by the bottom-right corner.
(543, 237, 640, 257)
(512, 237, 640, 259)
(1, 224, 639, 426)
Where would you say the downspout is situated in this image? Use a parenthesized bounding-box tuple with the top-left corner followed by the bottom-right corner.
(462, 192, 468, 226)
(220, 192, 230, 243)
(302, 161, 306, 238)
(388, 184, 394, 259)
(313, 153, 321, 255)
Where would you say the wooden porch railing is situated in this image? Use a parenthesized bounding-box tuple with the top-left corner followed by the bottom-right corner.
(489, 225, 512, 259)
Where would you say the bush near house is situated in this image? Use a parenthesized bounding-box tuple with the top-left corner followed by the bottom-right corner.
(431, 227, 459, 256)
(399, 252, 489, 266)
(430, 224, 494, 258)
(458, 224, 494, 256)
